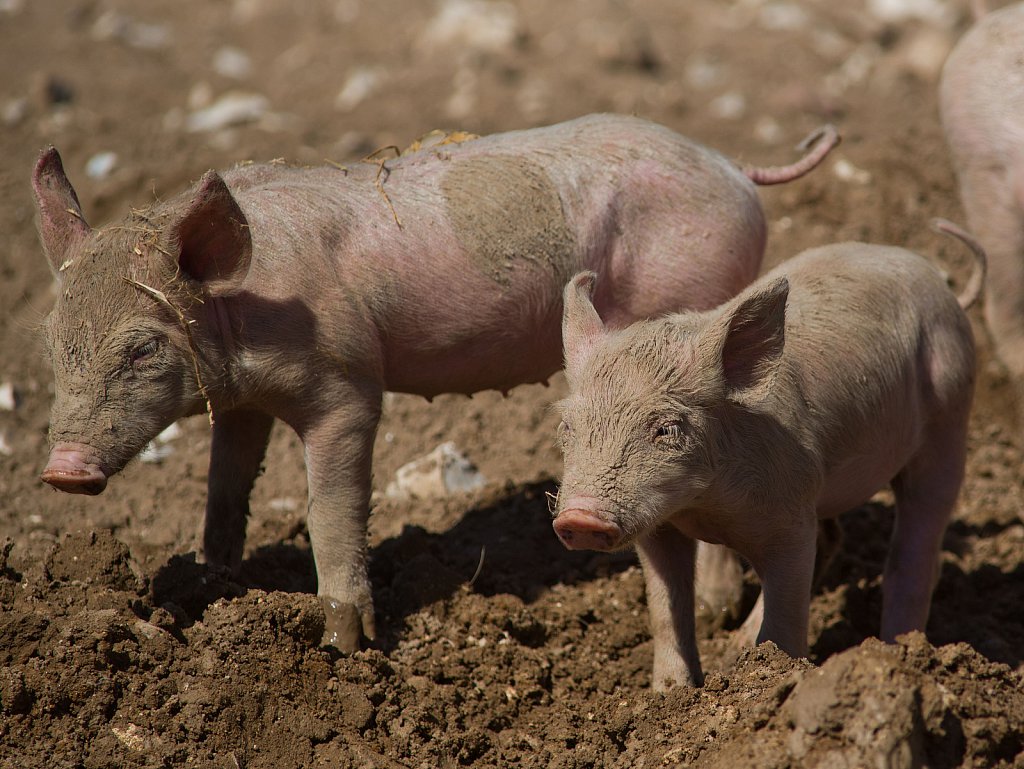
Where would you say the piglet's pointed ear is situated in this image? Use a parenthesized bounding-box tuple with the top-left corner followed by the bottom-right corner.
(33, 146, 91, 276)
(171, 171, 252, 293)
(719, 276, 788, 393)
(562, 271, 606, 373)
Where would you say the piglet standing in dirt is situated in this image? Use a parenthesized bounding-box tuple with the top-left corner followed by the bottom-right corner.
(941, 2, 1024, 399)
(553, 220, 984, 690)
(33, 114, 838, 652)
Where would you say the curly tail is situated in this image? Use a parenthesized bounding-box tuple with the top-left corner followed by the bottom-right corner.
(930, 218, 987, 311)
(742, 124, 841, 186)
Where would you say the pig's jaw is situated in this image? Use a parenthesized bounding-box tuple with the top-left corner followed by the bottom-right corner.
(40, 442, 110, 495)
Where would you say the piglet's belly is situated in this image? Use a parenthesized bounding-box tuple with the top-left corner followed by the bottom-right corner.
(383, 330, 564, 397)
(816, 451, 910, 519)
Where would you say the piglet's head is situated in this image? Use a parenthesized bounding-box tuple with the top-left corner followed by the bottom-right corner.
(553, 271, 789, 552)
(33, 146, 252, 494)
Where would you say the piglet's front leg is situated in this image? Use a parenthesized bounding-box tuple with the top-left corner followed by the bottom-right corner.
(636, 524, 703, 690)
(203, 408, 275, 572)
(298, 381, 383, 652)
(745, 512, 818, 659)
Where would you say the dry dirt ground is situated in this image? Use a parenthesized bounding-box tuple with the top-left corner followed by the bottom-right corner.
(1, 0, 1023, 767)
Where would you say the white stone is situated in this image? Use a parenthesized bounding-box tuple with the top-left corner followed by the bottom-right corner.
(92, 11, 171, 50)
(85, 151, 118, 180)
(139, 442, 173, 464)
(139, 421, 182, 464)
(186, 92, 269, 132)
(867, 0, 954, 25)
(385, 442, 486, 500)
(335, 67, 382, 111)
(420, 0, 519, 54)
(156, 422, 182, 442)
(833, 158, 872, 185)
(0, 382, 16, 411)
(758, 3, 809, 31)
(2, 98, 27, 126)
(213, 47, 253, 80)
(710, 91, 746, 120)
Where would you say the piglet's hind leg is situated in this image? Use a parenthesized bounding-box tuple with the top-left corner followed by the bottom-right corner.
(882, 435, 966, 642)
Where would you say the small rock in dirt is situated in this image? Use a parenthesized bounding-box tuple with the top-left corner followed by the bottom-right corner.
(866, 0, 955, 26)
(213, 46, 252, 79)
(139, 422, 181, 464)
(336, 66, 382, 112)
(185, 91, 269, 132)
(754, 116, 783, 144)
(85, 151, 118, 180)
(385, 442, 486, 500)
(825, 42, 881, 96)
(138, 442, 171, 463)
(758, 3, 810, 31)
(685, 54, 726, 90)
(419, 0, 520, 55)
(2, 97, 27, 126)
(0, 381, 17, 411)
(0, 0, 24, 14)
(710, 91, 746, 120)
(269, 497, 299, 512)
(188, 81, 215, 110)
(833, 158, 872, 185)
(111, 722, 167, 754)
(91, 10, 172, 50)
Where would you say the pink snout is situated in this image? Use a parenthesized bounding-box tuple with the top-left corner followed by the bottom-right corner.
(40, 443, 109, 495)
(553, 509, 623, 551)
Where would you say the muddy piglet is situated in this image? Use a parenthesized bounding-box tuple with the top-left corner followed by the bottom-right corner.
(553, 220, 984, 690)
(33, 114, 838, 653)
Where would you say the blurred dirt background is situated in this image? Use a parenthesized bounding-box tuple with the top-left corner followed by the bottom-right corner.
(1, 0, 1023, 767)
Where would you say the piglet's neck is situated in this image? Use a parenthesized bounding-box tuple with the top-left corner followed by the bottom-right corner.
(199, 294, 240, 403)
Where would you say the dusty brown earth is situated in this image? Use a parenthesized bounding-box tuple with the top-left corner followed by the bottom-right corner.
(2, 0, 1023, 767)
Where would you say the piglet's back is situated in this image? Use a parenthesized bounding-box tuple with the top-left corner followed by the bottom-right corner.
(764, 243, 975, 509)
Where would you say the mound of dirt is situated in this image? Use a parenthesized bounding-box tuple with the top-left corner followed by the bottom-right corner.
(1, 529, 1021, 767)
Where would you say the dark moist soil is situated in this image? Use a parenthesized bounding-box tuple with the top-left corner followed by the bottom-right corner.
(2, 1, 1023, 767)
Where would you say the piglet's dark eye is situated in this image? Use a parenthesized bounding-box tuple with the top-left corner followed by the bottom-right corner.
(130, 339, 160, 365)
(655, 422, 682, 441)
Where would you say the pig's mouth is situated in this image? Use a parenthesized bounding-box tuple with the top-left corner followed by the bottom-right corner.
(40, 442, 110, 495)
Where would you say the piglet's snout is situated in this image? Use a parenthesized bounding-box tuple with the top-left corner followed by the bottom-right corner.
(40, 443, 109, 495)
(553, 508, 623, 551)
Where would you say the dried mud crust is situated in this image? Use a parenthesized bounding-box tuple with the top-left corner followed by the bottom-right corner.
(2, 0, 1024, 767)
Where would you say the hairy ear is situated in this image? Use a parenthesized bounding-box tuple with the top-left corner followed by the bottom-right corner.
(33, 146, 91, 276)
(171, 171, 252, 293)
(719, 276, 788, 393)
(562, 271, 606, 373)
